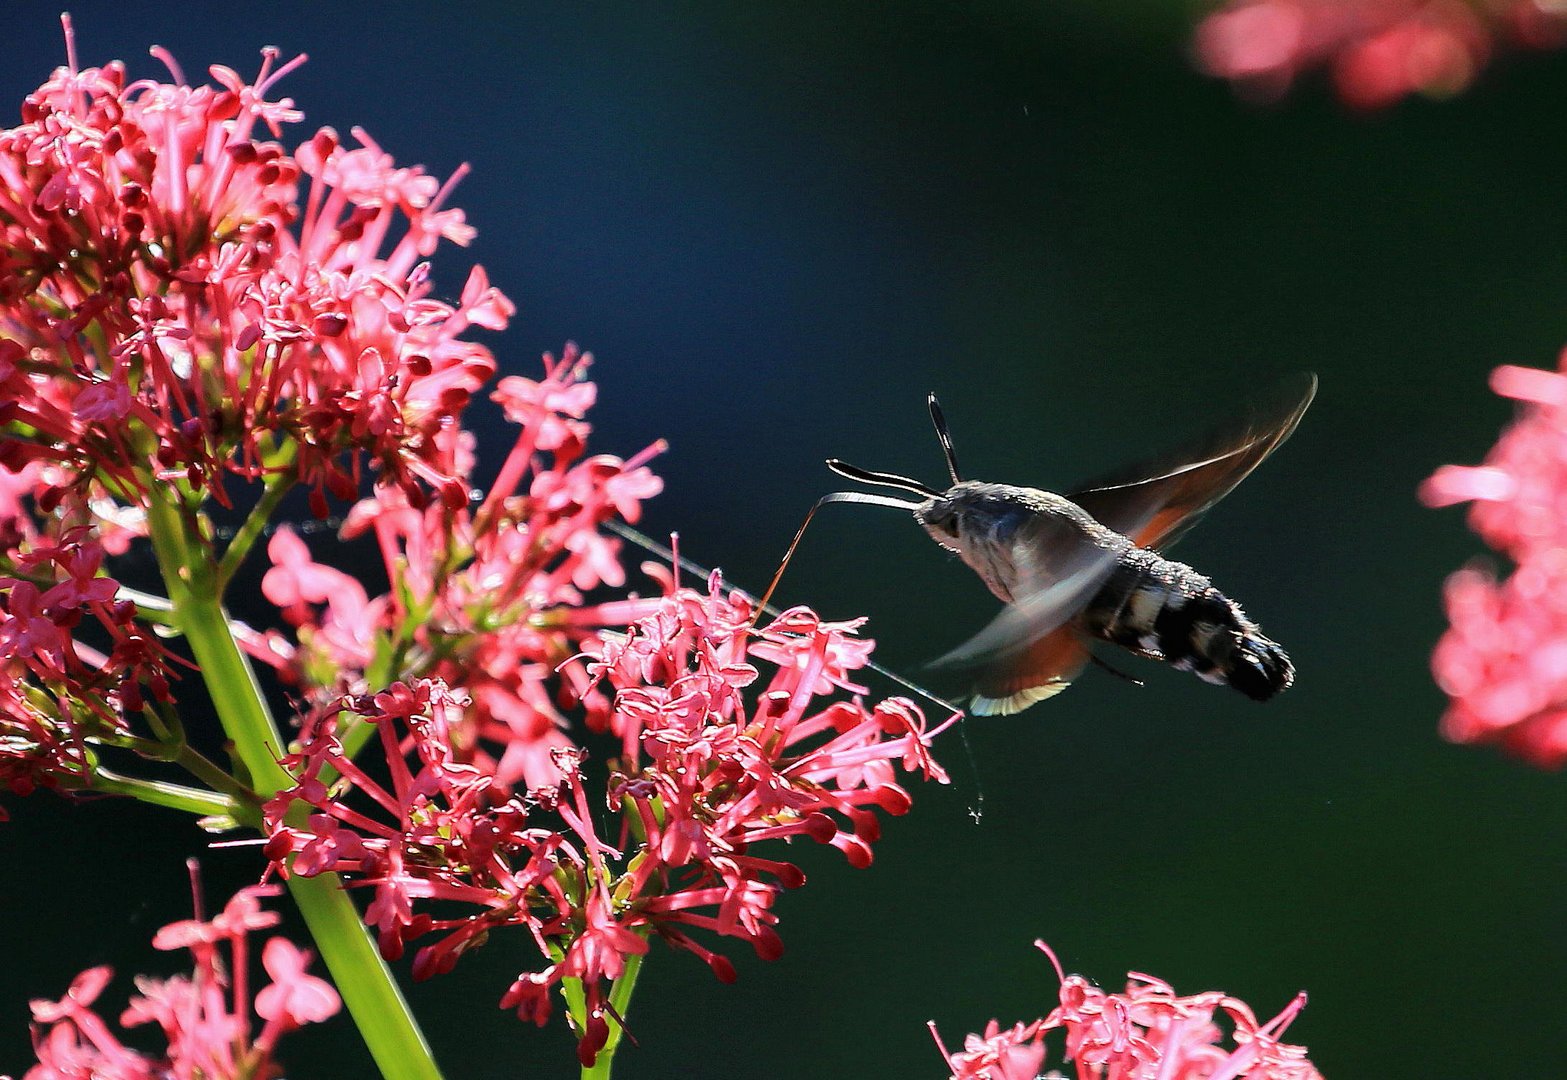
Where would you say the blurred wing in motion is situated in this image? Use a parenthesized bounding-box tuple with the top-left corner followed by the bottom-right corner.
(930, 513, 1126, 711)
(1067, 372, 1317, 551)
(968, 625, 1088, 716)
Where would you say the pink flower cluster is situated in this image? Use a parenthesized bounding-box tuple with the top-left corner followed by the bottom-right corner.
(932, 942, 1320, 1080)
(262, 578, 951, 1065)
(256, 344, 665, 793)
(0, 513, 174, 814)
(0, 31, 509, 518)
(0, 28, 520, 811)
(1421, 357, 1567, 766)
(1193, 0, 1567, 108)
(21, 883, 338, 1079)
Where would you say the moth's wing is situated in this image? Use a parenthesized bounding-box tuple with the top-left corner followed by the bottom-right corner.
(1067, 373, 1317, 551)
(931, 514, 1123, 712)
(969, 625, 1089, 716)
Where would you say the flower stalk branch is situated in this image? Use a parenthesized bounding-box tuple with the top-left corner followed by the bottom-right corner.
(584, 949, 645, 1080)
(91, 768, 238, 819)
(287, 871, 443, 1080)
(216, 444, 299, 591)
(142, 482, 287, 790)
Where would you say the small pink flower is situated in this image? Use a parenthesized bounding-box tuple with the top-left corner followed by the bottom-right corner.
(933, 941, 1320, 1080)
(929, 1019, 1047, 1080)
(254, 939, 341, 1030)
(261, 527, 355, 617)
(493, 361, 598, 452)
(152, 884, 281, 951)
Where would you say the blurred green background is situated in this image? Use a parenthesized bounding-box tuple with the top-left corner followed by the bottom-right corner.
(5, 3, 1566, 1077)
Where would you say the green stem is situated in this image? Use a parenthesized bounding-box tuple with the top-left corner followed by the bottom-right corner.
(100, 731, 261, 819)
(143, 486, 290, 793)
(144, 482, 443, 1080)
(92, 768, 238, 818)
(287, 872, 444, 1076)
(175, 746, 258, 805)
(578, 950, 646, 1080)
(560, 970, 587, 1034)
(114, 710, 266, 813)
(216, 451, 297, 592)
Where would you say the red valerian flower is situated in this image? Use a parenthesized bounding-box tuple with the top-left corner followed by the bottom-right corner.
(263, 578, 953, 1064)
(0, 517, 176, 815)
(255, 938, 343, 1035)
(1421, 355, 1567, 766)
(0, 23, 518, 817)
(255, 343, 667, 792)
(0, 25, 510, 519)
(931, 941, 1320, 1080)
(1193, 0, 1567, 108)
(19, 882, 338, 1079)
(930, 1018, 1048, 1080)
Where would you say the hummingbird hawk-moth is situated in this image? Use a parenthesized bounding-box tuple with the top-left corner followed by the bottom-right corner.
(796, 374, 1316, 715)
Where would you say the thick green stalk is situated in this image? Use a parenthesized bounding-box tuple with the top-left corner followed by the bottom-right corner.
(286, 872, 444, 1072)
(144, 492, 291, 793)
(143, 483, 443, 1080)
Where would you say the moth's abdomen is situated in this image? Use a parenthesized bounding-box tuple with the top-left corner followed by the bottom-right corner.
(1082, 549, 1294, 701)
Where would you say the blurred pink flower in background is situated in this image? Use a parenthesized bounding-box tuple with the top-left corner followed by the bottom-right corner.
(1422, 355, 1567, 766)
(1193, 0, 1567, 107)
(931, 942, 1320, 1080)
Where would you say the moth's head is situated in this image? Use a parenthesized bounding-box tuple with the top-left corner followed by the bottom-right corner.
(824, 390, 967, 521)
(913, 481, 998, 550)
(913, 493, 961, 548)
(915, 481, 1053, 551)
(827, 391, 1006, 554)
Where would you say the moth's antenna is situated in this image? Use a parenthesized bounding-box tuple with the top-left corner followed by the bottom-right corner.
(826, 459, 943, 499)
(927, 392, 962, 486)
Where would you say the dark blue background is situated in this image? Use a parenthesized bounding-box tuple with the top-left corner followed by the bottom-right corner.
(4, 3, 1565, 1077)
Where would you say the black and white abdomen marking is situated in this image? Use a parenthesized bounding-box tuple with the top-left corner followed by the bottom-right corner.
(1080, 547, 1294, 701)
